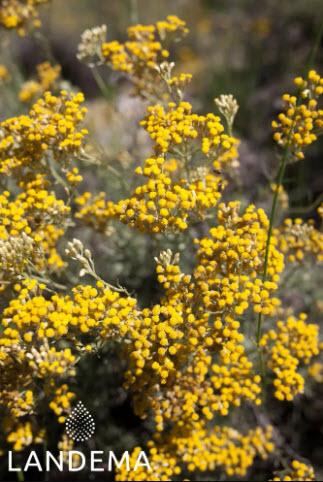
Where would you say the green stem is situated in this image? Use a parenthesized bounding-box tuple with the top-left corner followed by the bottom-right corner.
(256, 142, 290, 345)
(92, 67, 113, 101)
(256, 19, 323, 348)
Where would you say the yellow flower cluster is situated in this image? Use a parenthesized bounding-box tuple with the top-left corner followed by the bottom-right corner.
(167, 72, 192, 88)
(48, 385, 75, 423)
(100, 16, 188, 98)
(103, 203, 283, 429)
(0, 64, 10, 83)
(7, 425, 30, 452)
(76, 101, 238, 234)
(0, 91, 87, 290)
(173, 424, 274, 477)
(272, 70, 323, 161)
(19, 62, 61, 102)
(0, 277, 138, 442)
(4, 196, 284, 440)
(116, 444, 181, 481)
(3, 389, 34, 419)
(0, 90, 88, 180)
(0, 175, 69, 286)
(65, 166, 83, 185)
(75, 192, 112, 232)
(308, 362, 323, 383)
(0, 0, 50, 36)
(74, 203, 285, 431)
(260, 314, 319, 400)
(271, 459, 316, 481)
(195, 201, 284, 316)
(276, 216, 323, 264)
(76, 162, 223, 233)
(116, 424, 274, 481)
(121, 297, 261, 427)
(28, 345, 76, 378)
(0, 11, 322, 480)
(0, 279, 137, 347)
(141, 101, 239, 169)
(0, 332, 32, 389)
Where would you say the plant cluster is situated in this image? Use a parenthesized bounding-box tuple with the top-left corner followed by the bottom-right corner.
(0, 12, 322, 482)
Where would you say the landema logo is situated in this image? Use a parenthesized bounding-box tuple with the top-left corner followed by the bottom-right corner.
(65, 401, 96, 442)
(8, 450, 151, 473)
(8, 402, 151, 474)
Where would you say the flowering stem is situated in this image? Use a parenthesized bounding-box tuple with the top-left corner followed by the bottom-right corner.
(256, 141, 291, 346)
(256, 19, 323, 350)
(255, 125, 295, 385)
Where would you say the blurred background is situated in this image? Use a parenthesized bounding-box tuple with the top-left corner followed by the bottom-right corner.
(1, 0, 323, 480)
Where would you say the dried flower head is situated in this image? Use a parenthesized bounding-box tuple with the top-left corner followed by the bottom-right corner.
(77, 25, 107, 67)
(215, 94, 239, 134)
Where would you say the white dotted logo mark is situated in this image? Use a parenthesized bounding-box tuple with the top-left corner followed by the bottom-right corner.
(65, 401, 95, 442)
